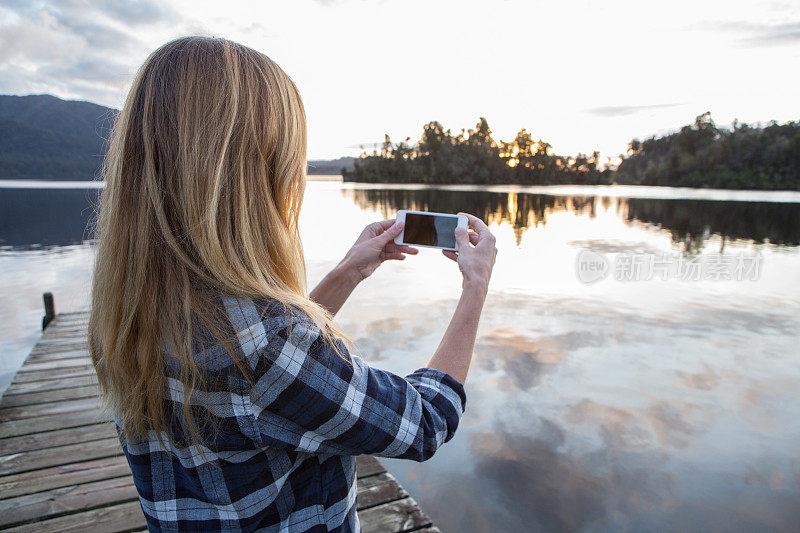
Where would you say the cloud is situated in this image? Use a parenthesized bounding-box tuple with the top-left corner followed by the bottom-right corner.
(0, 0, 184, 106)
(351, 316, 411, 361)
(704, 20, 800, 47)
(644, 401, 715, 449)
(469, 417, 611, 531)
(566, 399, 653, 450)
(740, 22, 800, 46)
(474, 327, 605, 391)
(568, 239, 663, 254)
(90, 1, 176, 25)
(676, 365, 720, 391)
(465, 415, 681, 531)
(586, 103, 682, 117)
(406, 385, 799, 531)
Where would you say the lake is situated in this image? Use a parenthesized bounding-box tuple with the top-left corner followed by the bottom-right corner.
(1, 179, 799, 532)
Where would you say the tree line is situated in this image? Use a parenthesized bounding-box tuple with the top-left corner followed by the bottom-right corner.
(343, 114, 800, 190)
(615, 113, 799, 190)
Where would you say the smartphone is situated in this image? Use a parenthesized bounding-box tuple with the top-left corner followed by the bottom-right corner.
(394, 210, 469, 251)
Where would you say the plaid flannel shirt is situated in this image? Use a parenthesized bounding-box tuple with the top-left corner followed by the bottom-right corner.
(118, 296, 466, 532)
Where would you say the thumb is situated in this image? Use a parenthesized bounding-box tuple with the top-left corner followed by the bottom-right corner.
(454, 227, 470, 249)
(377, 221, 404, 244)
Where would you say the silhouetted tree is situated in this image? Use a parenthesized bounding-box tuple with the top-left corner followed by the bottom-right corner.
(344, 113, 799, 190)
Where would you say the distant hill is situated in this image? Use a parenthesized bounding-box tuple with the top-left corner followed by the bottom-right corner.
(0, 94, 355, 181)
(307, 157, 355, 175)
(0, 94, 116, 181)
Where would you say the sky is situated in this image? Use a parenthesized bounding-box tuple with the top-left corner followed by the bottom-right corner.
(0, 0, 798, 160)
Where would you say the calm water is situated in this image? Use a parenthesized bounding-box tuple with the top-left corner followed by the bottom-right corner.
(2, 179, 800, 532)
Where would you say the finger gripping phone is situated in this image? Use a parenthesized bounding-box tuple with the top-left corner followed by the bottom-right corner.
(394, 210, 468, 251)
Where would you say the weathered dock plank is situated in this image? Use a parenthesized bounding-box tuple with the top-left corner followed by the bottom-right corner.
(0, 437, 122, 476)
(9, 365, 97, 384)
(0, 311, 438, 532)
(0, 476, 139, 528)
(0, 456, 131, 499)
(359, 497, 434, 532)
(3, 501, 146, 532)
(3, 375, 98, 396)
(356, 473, 409, 509)
(0, 396, 102, 422)
(27, 350, 89, 363)
(0, 422, 114, 455)
(0, 409, 112, 439)
(16, 358, 93, 374)
(0, 385, 99, 409)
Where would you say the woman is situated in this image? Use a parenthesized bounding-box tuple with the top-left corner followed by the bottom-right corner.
(89, 36, 496, 532)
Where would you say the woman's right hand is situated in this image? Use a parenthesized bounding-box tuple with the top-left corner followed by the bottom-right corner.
(443, 212, 497, 291)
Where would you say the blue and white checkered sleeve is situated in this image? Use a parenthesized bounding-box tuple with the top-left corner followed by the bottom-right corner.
(240, 313, 466, 461)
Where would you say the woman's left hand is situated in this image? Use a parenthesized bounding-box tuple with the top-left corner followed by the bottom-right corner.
(341, 219, 418, 281)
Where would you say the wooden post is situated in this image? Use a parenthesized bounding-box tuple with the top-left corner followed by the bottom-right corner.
(42, 292, 55, 330)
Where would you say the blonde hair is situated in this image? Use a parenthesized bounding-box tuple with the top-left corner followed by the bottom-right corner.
(89, 36, 336, 447)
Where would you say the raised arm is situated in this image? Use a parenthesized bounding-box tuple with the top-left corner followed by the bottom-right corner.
(312, 212, 497, 383)
(431, 212, 497, 383)
(246, 213, 495, 460)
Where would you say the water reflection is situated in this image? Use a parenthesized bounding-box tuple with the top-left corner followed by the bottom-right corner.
(4, 185, 798, 251)
(346, 188, 598, 244)
(345, 188, 800, 250)
(461, 407, 800, 532)
(470, 416, 612, 531)
(3, 182, 800, 532)
(626, 198, 800, 250)
(382, 293, 800, 533)
(0, 188, 99, 248)
(338, 187, 800, 533)
(474, 328, 605, 391)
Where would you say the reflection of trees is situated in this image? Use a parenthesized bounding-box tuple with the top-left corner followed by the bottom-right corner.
(4, 186, 797, 253)
(345, 188, 800, 250)
(0, 188, 100, 249)
(625, 198, 800, 251)
(345, 188, 596, 244)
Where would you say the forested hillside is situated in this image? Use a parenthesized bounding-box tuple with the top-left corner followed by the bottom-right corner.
(615, 113, 800, 190)
(0, 94, 115, 181)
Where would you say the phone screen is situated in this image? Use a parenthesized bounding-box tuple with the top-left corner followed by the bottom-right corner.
(403, 213, 458, 248)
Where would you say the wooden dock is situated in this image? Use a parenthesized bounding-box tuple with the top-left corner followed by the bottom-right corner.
(0, 311, 440, 532)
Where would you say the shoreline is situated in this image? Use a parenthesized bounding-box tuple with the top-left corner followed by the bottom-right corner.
(2, 177, 800, 203)
(334, 179, 800, 203)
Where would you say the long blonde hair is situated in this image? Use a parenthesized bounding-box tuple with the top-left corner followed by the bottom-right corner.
(89, 36, 335, 446)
